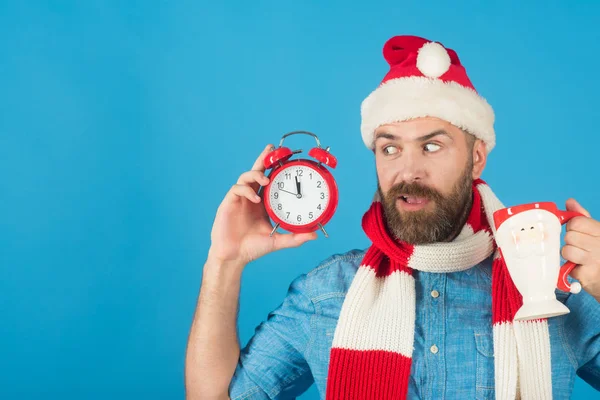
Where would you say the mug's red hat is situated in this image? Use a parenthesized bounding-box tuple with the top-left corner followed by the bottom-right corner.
(493, 202, 560, 230)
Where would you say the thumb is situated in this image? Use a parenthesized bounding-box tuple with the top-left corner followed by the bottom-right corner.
(273, 232, 318, 250)
(565, 198, 591, 218)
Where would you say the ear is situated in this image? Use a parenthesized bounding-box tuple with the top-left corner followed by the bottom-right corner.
(471, 139, 487, 179)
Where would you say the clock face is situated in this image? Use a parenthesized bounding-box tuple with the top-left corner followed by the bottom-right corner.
(268, 164, 330, 226)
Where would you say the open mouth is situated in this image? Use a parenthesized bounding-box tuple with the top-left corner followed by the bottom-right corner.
(399, 195, 428, 204)
(397, 195, 430, 211)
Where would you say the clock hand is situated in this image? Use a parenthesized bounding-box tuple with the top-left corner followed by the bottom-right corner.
(279, 188, 298, 196)
(295, 176, 301, 195)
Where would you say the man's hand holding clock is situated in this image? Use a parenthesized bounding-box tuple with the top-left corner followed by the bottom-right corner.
(207, 144, 317, 269)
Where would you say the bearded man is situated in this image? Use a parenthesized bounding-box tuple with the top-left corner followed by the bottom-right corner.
(185, 35, 600, 399)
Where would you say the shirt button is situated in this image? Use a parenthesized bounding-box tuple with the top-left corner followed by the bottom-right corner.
(430, 344, 439, 354)
(431, 290, 440, 298)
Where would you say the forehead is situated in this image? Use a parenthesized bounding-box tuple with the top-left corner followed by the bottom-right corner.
(375, 117, 463, 138)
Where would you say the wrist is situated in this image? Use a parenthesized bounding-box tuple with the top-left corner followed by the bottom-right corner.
(207, 246, 247, 268)
(204, 253, 246, 277)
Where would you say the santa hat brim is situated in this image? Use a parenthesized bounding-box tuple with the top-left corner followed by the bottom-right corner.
(360, 76, 496, 152)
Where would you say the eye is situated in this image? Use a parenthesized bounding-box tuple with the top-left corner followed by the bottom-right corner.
(382, 145, 399, 155)
(424, 143, 441, 152)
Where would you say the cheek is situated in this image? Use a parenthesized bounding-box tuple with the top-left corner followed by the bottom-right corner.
(430, 158, 465, 194)
(541, 231, 554, 242)
(512, 234, 520, 245)
(375, 160, 396, 190)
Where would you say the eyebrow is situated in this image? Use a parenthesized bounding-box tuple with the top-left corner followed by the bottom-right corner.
(374, 129, 451, 143)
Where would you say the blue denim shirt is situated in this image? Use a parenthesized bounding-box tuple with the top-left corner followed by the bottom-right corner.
(229, 249, 600, 399)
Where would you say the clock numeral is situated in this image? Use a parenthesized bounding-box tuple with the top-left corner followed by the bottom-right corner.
(296, 170, 303, 177)
(317, 181, 322, 188)
(286, 212, 290, 219)
(297, 215, 302, 222)
(277, 204, 282, 210)
(320, 192, 325, 199)
(274, 192, 279, 199)
(309, 173, 312, 179)
(309, 212, 313, 219)
(278, 182, 284, 189)
(285, 172, 291, 180)
(317, 204, 322, 210)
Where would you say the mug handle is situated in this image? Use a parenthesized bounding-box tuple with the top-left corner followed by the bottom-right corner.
(556, 210, 584, 294)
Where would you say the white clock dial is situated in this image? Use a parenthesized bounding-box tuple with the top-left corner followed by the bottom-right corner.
(269, 165, 330, 226)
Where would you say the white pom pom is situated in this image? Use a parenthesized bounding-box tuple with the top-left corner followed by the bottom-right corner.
(416, 42, 451, 79)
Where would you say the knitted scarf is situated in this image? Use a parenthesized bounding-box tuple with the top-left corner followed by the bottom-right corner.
(325, 178, 553, 399)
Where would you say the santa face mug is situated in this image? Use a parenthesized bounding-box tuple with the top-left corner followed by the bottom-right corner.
(493, 202, 585, 321)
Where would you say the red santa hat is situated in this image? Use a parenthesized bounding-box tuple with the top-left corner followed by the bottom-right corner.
(361, 35, 496, 152)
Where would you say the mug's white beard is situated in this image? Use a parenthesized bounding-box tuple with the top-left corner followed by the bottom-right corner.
(514, 240, 546, 258)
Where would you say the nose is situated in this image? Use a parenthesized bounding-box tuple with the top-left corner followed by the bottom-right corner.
(524, 228, 542, 242)
(398, 151, 425, 183)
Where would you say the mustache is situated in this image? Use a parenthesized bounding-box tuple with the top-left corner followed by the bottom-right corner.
(386, 182, 444, 201)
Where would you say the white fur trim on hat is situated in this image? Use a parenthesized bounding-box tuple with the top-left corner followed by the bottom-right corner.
(416, 42, 451, 79)
(360, 76, 496, 152)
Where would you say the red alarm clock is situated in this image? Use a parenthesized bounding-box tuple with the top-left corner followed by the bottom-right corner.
(261, 131, 338, 237)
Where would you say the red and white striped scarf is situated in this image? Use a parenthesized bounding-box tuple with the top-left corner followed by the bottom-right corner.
(325, 179, 553, 399)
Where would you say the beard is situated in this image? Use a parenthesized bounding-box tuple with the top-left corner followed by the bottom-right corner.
(377, 158, 474, 245)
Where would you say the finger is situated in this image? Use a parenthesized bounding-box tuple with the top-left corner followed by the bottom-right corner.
(566, 216, 600, 237)
(565, 198, 591, 218)
(569, 264, 585, 281)
(272, 231, 318, 250)
(227, 184, 262, 203)
(237, 170, 270, 186)
(251, 144, 275, 172)
(564, 230, 598, 253)
(561, 244, 589, 266)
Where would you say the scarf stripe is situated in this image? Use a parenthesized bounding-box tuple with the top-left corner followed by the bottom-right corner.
(325, 179, 554, 399)
(331, 265, 415, 353)
(327, 349, 412, 400)
(514, 321, 552, 399)
(493, 323, 519, 398)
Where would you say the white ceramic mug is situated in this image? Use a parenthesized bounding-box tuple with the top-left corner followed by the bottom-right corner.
(493, 202, 584, 321)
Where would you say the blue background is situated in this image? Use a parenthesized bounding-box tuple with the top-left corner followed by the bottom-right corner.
(1, 1, 598, 398)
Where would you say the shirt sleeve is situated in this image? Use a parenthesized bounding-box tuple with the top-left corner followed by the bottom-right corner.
(561, 286, 600, 391)
(228, 272, 315, 400)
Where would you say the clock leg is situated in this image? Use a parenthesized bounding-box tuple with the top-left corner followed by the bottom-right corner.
(318, 223, 329, 238)
(269, 223, 280, 237)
